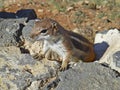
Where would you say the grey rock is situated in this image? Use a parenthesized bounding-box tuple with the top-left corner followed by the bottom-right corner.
(94, 29, 120, 73)
(1, 18, 120, 90)
(0, 9, 37, 47)
(94, 30, 110, 60)
(9, 69, 33, 90)
(26, 81, 41, 90)
(43, 77, 60, 90)
(0, 18, 27, 46)
(22, 20, 44, 57)
(56, 62, 120, 90)
(22, 20, 35, 42)
(0, 46, 58, 90)
(18, 54, 36, 65)
(94, 29, 120, 60)
(113, 51, 120, 68)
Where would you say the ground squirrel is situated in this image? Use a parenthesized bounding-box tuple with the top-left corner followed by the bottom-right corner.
(30, 18, 95, 70)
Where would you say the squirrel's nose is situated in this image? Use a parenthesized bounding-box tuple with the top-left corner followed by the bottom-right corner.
(30, 31, 40, 39)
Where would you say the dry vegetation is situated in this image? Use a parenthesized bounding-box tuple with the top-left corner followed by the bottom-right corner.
(0, 0, 120, 42)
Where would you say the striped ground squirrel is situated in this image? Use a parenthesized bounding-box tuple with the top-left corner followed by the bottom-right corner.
(30, 18, 95, 70)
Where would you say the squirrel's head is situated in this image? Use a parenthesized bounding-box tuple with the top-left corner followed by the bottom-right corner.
(30, 18, 59, 41)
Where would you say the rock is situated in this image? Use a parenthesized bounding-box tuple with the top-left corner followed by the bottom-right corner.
(55, 62, 120, 90)
(0, 18, 27, 46)
(1, 17, 120, 90)
(108, 51, 120, 73)
(22, 20, 35, 42)
(26, 81, 41, 90)
(94, 29, 120, 60)
(113, 51, 120, 68)
(0, 46, 58, 90)
(24, 40, 44, 56)
(0, 46, 27, 90)
(94, 29, 120, 73)
(21, 20, 45, 57)
(0, 9, 37, 47)
(22, 20, 43, 56)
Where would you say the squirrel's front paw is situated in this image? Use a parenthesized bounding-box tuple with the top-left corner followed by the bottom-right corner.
(59, 61, 68, 71)
(33, 53, 44, 60)
(45, 49, 60, 61)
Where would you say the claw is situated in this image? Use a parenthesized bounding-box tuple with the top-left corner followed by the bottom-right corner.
(33, 54, 39, 59)
(33, 53, 44, 60)
(59, 67, 67, 71)
(59, 61, 68, 71)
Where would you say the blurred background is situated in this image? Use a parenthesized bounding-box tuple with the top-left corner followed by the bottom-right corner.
(0, 0, 120, 42)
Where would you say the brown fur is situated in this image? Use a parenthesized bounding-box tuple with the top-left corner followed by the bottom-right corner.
(30, 18, 95, 70)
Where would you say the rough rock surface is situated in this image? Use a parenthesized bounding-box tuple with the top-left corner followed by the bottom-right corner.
(0, 9, 37, 47)
(0, 10, 120, 90)
(0, 18, 27, 46)
(1, 46, 120, 90)
(0, 46, 58, 90)
(113, 51, 120, 68)
(22, 20, 35, 42)
(21, 19, 44, 56)
(56, 62, 120, 90)
(94, 29, 120, 73)
(0, 11, 58, 90)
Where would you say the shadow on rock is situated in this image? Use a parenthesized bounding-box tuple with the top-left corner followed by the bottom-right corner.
(16, 9, 37, 21)
(94, 41, 109, 60)
(0, 12, 16, 18)
(0, 9, 37, 47)
(0, 9, 37, 21)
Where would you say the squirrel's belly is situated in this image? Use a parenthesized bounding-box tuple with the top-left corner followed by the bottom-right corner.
(50, 42, 68, 60)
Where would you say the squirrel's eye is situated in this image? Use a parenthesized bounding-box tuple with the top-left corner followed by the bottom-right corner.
(40, 29, 47, 34)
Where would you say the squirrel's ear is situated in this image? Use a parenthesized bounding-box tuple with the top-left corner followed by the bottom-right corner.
(51, 22, 58, 35)
(52, 22, 57, 29)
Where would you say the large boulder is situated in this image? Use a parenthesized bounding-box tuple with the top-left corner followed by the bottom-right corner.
(0, 14, 59, 90)
(94, 29, 120, 73)
(0, 18, 27, 46)
(55, 62, 120, 90)
(0, 46, 58, 90)
(0, 14, 120, 90)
